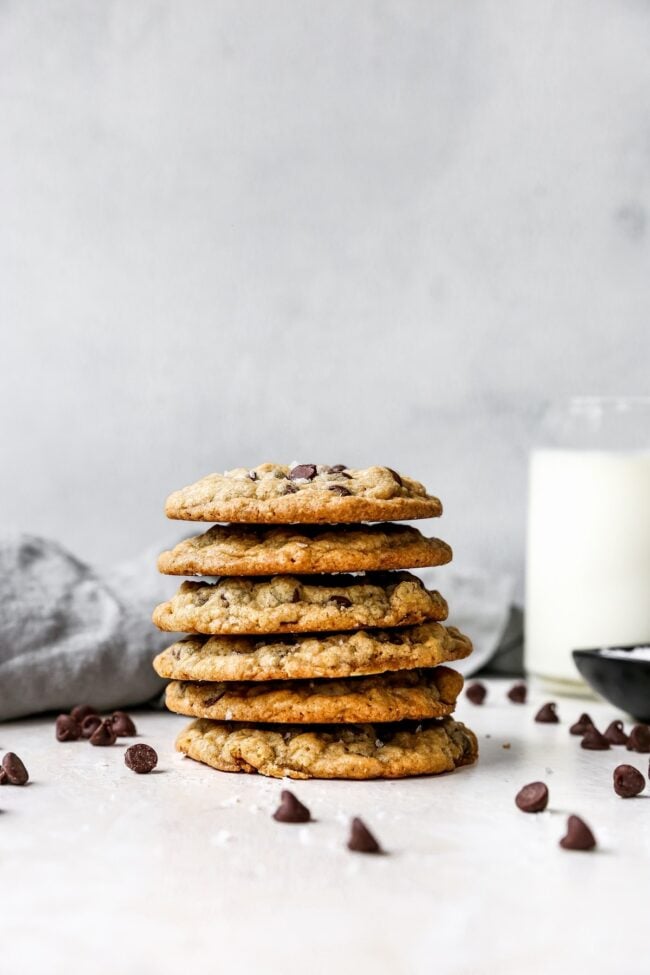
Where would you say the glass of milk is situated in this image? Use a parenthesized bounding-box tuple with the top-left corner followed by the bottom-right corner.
(525, 396, 650, 693)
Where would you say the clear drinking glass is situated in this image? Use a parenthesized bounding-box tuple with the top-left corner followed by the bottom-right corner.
(525, 397, 650, 693)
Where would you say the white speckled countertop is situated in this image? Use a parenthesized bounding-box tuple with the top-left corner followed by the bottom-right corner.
(1, 680, 648, 975)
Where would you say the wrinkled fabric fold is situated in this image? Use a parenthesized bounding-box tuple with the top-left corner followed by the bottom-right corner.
(0, 534, 170, 720)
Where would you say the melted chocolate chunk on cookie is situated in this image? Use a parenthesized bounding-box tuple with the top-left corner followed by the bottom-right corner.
(535, 702, 559, 723)
(327, 465, 348, 473)
(289, 464, 317, 481)
(55, 714, 81, 742)
(466, 682, 487, 706)
(385, 467, 403, 486)
(515, 781, 549, 813)
(627, 724, 650, 753)
(613, 764, 645, 798)
(559, 815, 596, 851)
(328, 594, 352, 608)
(580, 726, 610, 750)
(604, 720, 628, 745)
(347, 817, 382, 854)
(273, 789, 311, 823)
(2, 752, 29, 785)
(569, 712, 594, 736)
(328, 484, 351, 496)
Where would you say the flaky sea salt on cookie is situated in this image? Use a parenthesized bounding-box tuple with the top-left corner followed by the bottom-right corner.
(152, 571, 448, 635)
(176, 715, 478, 779)
(153, 622, 472, 683)
(164, 463, 441, 523)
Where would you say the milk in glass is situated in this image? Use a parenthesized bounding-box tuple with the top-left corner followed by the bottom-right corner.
(525, 399, 650, 691)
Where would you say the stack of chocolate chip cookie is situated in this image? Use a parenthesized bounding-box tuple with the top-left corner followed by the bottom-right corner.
(152, 464, 477, 779)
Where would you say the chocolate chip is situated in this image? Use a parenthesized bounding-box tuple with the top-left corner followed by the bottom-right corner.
(125, 744, 158, 774)
(2, 752, 29, 785)
(328, 485, 351, 496)
(111, 711, 137, 737)
(283, 483, 298, 494)
(507, 683, 527, 704)
(627, 724, 650, 753)
(55, 714, 81, 742)
(347, 817, 382, 854)
(248, 470, 258, 480)
(81, 714, 102, 738)
(580, 726, 610, 750)
(559, 815, 596, 851)
(289, 464, 317, 481)
(535, 702, 559, 723)
(604, 720, 628, 746)
(515, 781, 549, 813)
(0, 768, 7, 785)
(203, 692, 226, 707)
(272, 790, 311, 823)
(613, 764, 645, 798)
(70, 704, 97, 724)
(569, 712, 594, 735)
(290, 587, 301, 603)
(466, 682, 487, 706)
(328, 594, 352, 608)
(89, 719, 117, 747)
(385, 467, 403, 486)
(328, 465, 348, 473)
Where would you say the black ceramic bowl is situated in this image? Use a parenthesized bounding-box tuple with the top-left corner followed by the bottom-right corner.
(573, 647, 650, 722)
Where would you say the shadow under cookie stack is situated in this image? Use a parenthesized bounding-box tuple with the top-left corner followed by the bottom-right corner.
(152, 464, 478, 780)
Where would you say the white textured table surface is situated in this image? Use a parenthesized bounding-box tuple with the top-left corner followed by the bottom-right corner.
(1, 681, 648, 975)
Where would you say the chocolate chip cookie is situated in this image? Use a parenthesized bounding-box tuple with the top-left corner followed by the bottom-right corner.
(164, 463, 441, 524)
(176, 715, 478, 779)
(152, 572, 448, 635)
(153, 622, 472, 682)
(157, 524, 451, 577)
(165, 666, 463, 724)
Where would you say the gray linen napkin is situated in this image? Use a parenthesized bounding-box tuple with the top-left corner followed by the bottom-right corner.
(0, 534, 172, 721)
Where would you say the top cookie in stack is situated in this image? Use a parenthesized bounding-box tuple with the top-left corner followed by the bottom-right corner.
(163, 462, 442, 524)
(153, 463, 477, 780)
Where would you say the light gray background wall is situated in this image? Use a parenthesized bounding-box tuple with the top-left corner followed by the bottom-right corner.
(1, 1, 649, 596)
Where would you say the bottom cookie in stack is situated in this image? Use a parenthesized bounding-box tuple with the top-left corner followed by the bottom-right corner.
(176, 718, 478, 780)
(154, 623, 478, 779)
